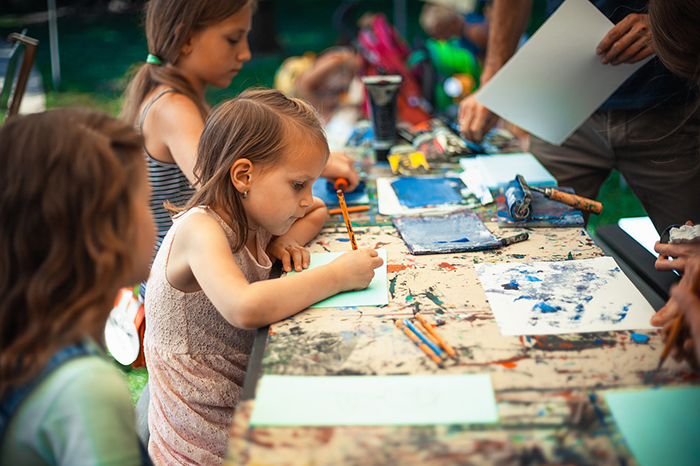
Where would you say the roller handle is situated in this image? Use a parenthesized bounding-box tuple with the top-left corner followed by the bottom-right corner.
(544, 188, 603, 214)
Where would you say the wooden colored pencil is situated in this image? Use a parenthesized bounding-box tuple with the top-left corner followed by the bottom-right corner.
(413, 321, 440, 346)
(395, 320, 443, 367)
(658, 271, 700, 370)
(416, 313, 459, 361)
(336, 189, 358, 250)
(657, 312, 684, 370)
(403, 318, 446, 360)
(328, 205, 370, 215)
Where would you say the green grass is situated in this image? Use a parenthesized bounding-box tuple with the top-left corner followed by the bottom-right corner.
(1, 1, 646, 403)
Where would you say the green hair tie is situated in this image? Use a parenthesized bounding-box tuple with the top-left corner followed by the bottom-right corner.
(146, 54, 163, 65)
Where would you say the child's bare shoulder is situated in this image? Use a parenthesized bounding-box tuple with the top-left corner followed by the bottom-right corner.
(176, 210, 228, 247)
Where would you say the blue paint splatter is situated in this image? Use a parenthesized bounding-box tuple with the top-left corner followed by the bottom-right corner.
(502, 280, 519, 290)
(630, 332, 649, 343)
(533, 302, 561, 313)
(524, 275, 542, 282)
(337, 238, 350, 242)
(436, 237, 470, 243)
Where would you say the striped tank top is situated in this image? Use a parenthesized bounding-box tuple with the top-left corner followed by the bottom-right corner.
(139, 89, 197, 245)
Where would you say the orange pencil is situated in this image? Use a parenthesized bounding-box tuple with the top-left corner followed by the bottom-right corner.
(336, 189, 358, 250)
(413, 320, 440, 346)
(395, 320, 444, 367)
(328, 205, 370, 215)
(416, 313, 459, 361)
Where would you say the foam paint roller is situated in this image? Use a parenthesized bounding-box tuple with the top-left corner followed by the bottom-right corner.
(516, 174, 603, 215)
(504, 176, 532, 219)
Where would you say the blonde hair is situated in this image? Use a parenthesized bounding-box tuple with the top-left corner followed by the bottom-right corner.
(0, 109, 145, 396)
(172, 88, 329, 251)
(120, 0, 256, 124)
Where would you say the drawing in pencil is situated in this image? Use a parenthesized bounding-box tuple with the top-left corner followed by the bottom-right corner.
(474, 257, 655, 336)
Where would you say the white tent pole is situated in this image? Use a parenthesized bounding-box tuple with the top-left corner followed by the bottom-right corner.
(47, 0, 60, 89)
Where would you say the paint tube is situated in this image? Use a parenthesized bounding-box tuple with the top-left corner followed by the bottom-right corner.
(361, 75, 402, 162)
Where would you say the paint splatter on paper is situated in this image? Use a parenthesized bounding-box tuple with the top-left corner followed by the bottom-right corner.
(392, 209, 502, 255)
(474, 257, 655, 336)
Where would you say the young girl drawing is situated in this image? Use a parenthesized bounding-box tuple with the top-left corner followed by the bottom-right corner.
(121, 0, 359, 257)
(0, 109, 156, 464)
(144, 89, 382, 464)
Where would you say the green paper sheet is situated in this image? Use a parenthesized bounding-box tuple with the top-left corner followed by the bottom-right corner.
(286, 249, 388, 308)
(606, 386, 700, 466)
(249, 374, 498, 426)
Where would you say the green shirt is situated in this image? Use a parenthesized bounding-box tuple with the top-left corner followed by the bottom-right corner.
(0, 346, 142, 465)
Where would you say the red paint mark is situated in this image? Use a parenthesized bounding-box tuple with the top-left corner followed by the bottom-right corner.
(682, 372, 700, 382)
(387, 264, 407, 273)
(501, 362, 517, 368)
(268, 329, 276, 335)
(317, 240, 330, 247)
(559, 342, 574, 348)
(519, 336, 526, 347)
(374, 242, 390, 248)
(438, 262, 456, 271)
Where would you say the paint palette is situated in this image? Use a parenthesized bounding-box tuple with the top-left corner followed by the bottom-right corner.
(392, 209, 502, 255)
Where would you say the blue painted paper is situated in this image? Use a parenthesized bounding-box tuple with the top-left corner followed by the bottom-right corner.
(496, 186, 584, 228)
(312, 179, 369, 207)
(606, 386, 700, 466)
(393, 209, 501, 255)
(474, 257, 655, 336)
(390, 176, 465, 209)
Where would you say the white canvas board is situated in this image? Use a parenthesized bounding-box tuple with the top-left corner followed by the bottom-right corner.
(475, 0, 650, 145)
(474, 257, 656, 336)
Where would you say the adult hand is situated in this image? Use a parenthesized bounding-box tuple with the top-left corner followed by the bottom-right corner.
(596, 13, 655, 65)
(655, 242, 700, 272)
(654, 221, 700, 272)
(458, 94, 499, 143)
(666, 284, 700, 367)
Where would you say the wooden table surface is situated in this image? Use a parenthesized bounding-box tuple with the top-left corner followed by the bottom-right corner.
(225, 165, 698, 466)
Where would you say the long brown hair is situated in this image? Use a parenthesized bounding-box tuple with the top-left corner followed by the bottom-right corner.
(0, 109, 144, 397)
(171, 88, 329, 251)
(119, 0, 255, 124)
(649, 0, 700, 82)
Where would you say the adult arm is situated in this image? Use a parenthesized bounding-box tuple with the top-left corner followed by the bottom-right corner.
(458, 0, 533, 142)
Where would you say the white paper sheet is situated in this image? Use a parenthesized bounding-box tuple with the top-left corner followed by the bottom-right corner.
(476, 0, 650, 145)
(459, 153, 557, 189)
(474, 257, 656, 336)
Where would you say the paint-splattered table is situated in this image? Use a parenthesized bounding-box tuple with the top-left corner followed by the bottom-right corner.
(225, 173, 697, 466)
